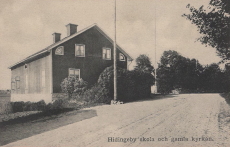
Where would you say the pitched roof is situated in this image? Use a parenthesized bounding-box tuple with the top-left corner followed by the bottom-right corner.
(9, 23, 133, 69)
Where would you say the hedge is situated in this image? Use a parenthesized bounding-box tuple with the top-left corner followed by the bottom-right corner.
(96, 66, 154, 102)
(10, 99, 73, 113)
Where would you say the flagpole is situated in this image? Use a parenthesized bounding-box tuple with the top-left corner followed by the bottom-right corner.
(114, 0, 117, 101)
(154, 0, 157, 93)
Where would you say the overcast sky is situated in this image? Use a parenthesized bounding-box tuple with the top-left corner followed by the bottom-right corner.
(0, 0, 221, 89)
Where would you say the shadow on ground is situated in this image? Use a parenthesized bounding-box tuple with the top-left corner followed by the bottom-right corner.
(127, 93, 177, 104)
(0, 109, 97, 146)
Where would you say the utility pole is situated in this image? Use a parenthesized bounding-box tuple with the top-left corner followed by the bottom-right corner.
(154, 0, 157, 94)
(114, 0, 117, 101)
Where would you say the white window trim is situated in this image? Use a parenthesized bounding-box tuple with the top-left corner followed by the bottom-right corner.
(68, 68, 80, 79)
(75, 44, 85, 57)
(119, 53, 126, 61)
(102, 47, 111, 60)
(55, 46, 64, 55)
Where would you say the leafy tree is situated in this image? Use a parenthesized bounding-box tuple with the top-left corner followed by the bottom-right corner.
(134, 54, 154, 74)
(60, 76, 88, 98)
(183, 0, 230, 62)
(157, 50, 204, 93)
(200, 63, 226, 92)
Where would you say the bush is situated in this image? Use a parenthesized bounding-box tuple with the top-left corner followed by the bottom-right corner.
(79, 84, 110, 104)
(45, 99, 70, 110)
(60, 76, 88, 98)
(11, 101, 24, 113)
(97, 66, 154, 102)
(10, 99, 73, 113)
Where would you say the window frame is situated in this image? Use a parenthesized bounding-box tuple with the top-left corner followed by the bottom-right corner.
(75, 44, 85, 57)
(68, 68, 80, 79)
(15, 76, 20, 89)
(119, 53, 126, 61)
(102, 48, 111, 60)
(55, 46, 64, 55)
(11, 79, 16, 91)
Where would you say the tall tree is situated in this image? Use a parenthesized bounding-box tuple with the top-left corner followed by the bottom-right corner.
(157, 50, 203, 94)
(183, 0, 230, 62)
(134, 54, 154, 74)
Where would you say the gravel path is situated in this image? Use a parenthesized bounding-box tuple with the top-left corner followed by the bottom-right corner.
(3, 94, 228, 147)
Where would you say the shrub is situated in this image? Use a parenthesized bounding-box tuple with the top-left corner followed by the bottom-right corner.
(10, 99, 72, 113)
(74, 78, 88, 94)
(79, 84, 110, 104)
(60, 76, 88, 98)
(97, 66, 154, 102)
(11, 101, 24, 113)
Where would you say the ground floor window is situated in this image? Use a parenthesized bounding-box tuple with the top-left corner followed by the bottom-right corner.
(69, 68, 80, 79)
(11, 80, 15, 90)
(16, 76, 20, 89)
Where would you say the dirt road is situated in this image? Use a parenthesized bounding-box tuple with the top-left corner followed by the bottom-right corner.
(3, 94, 229, 147)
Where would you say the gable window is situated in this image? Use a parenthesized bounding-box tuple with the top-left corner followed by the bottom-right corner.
(55, 46, 64, 55)
(119, 53, 126, 61)
(102, 48, 111, 60)
(69, 68, 80, 79)
(75, 44, 85, 57)
(15, 76, 20, 89)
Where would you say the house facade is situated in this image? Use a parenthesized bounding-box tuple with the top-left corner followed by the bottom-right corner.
(9, 23, 132, 103)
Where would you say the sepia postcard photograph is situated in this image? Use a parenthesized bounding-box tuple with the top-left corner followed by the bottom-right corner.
(0, 0, 230, 146)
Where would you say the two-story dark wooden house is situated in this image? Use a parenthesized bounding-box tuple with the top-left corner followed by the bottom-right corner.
(9, 23, 133, 103)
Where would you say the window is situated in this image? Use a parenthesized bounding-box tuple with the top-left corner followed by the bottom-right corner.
(75, 44, 85, 57)
(15, 76, 20, 89)
(11, 79, 15, 90)
(69, 68, 80, 79)
(55, 46, 64, 55)
(119, 53, 126, 61)
(102, 48, 111, 60)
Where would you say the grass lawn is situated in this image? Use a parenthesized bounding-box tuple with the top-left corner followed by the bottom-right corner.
(0, 108, 97, 146)
(0, 94, 11, 114)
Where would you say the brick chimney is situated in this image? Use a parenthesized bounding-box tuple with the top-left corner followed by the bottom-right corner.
(66, 23, 78, 36)
(52, 33, 61, 43)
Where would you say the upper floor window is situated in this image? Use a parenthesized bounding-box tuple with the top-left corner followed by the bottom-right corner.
(55, 46, 64, 55)
(102, 48, 111, 60)
(119, 53, 126, 61)
(75, 44, 85, 57)
(69, 68, 80, 79)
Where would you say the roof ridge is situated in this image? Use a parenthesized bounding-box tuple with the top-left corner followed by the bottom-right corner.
(9, 23, 132, 69)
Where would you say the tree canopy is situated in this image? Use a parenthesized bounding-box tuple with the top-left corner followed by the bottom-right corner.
(157, 50, 229, 94)
(134, 54, 154, 74)
(183, 0, 230, 62)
